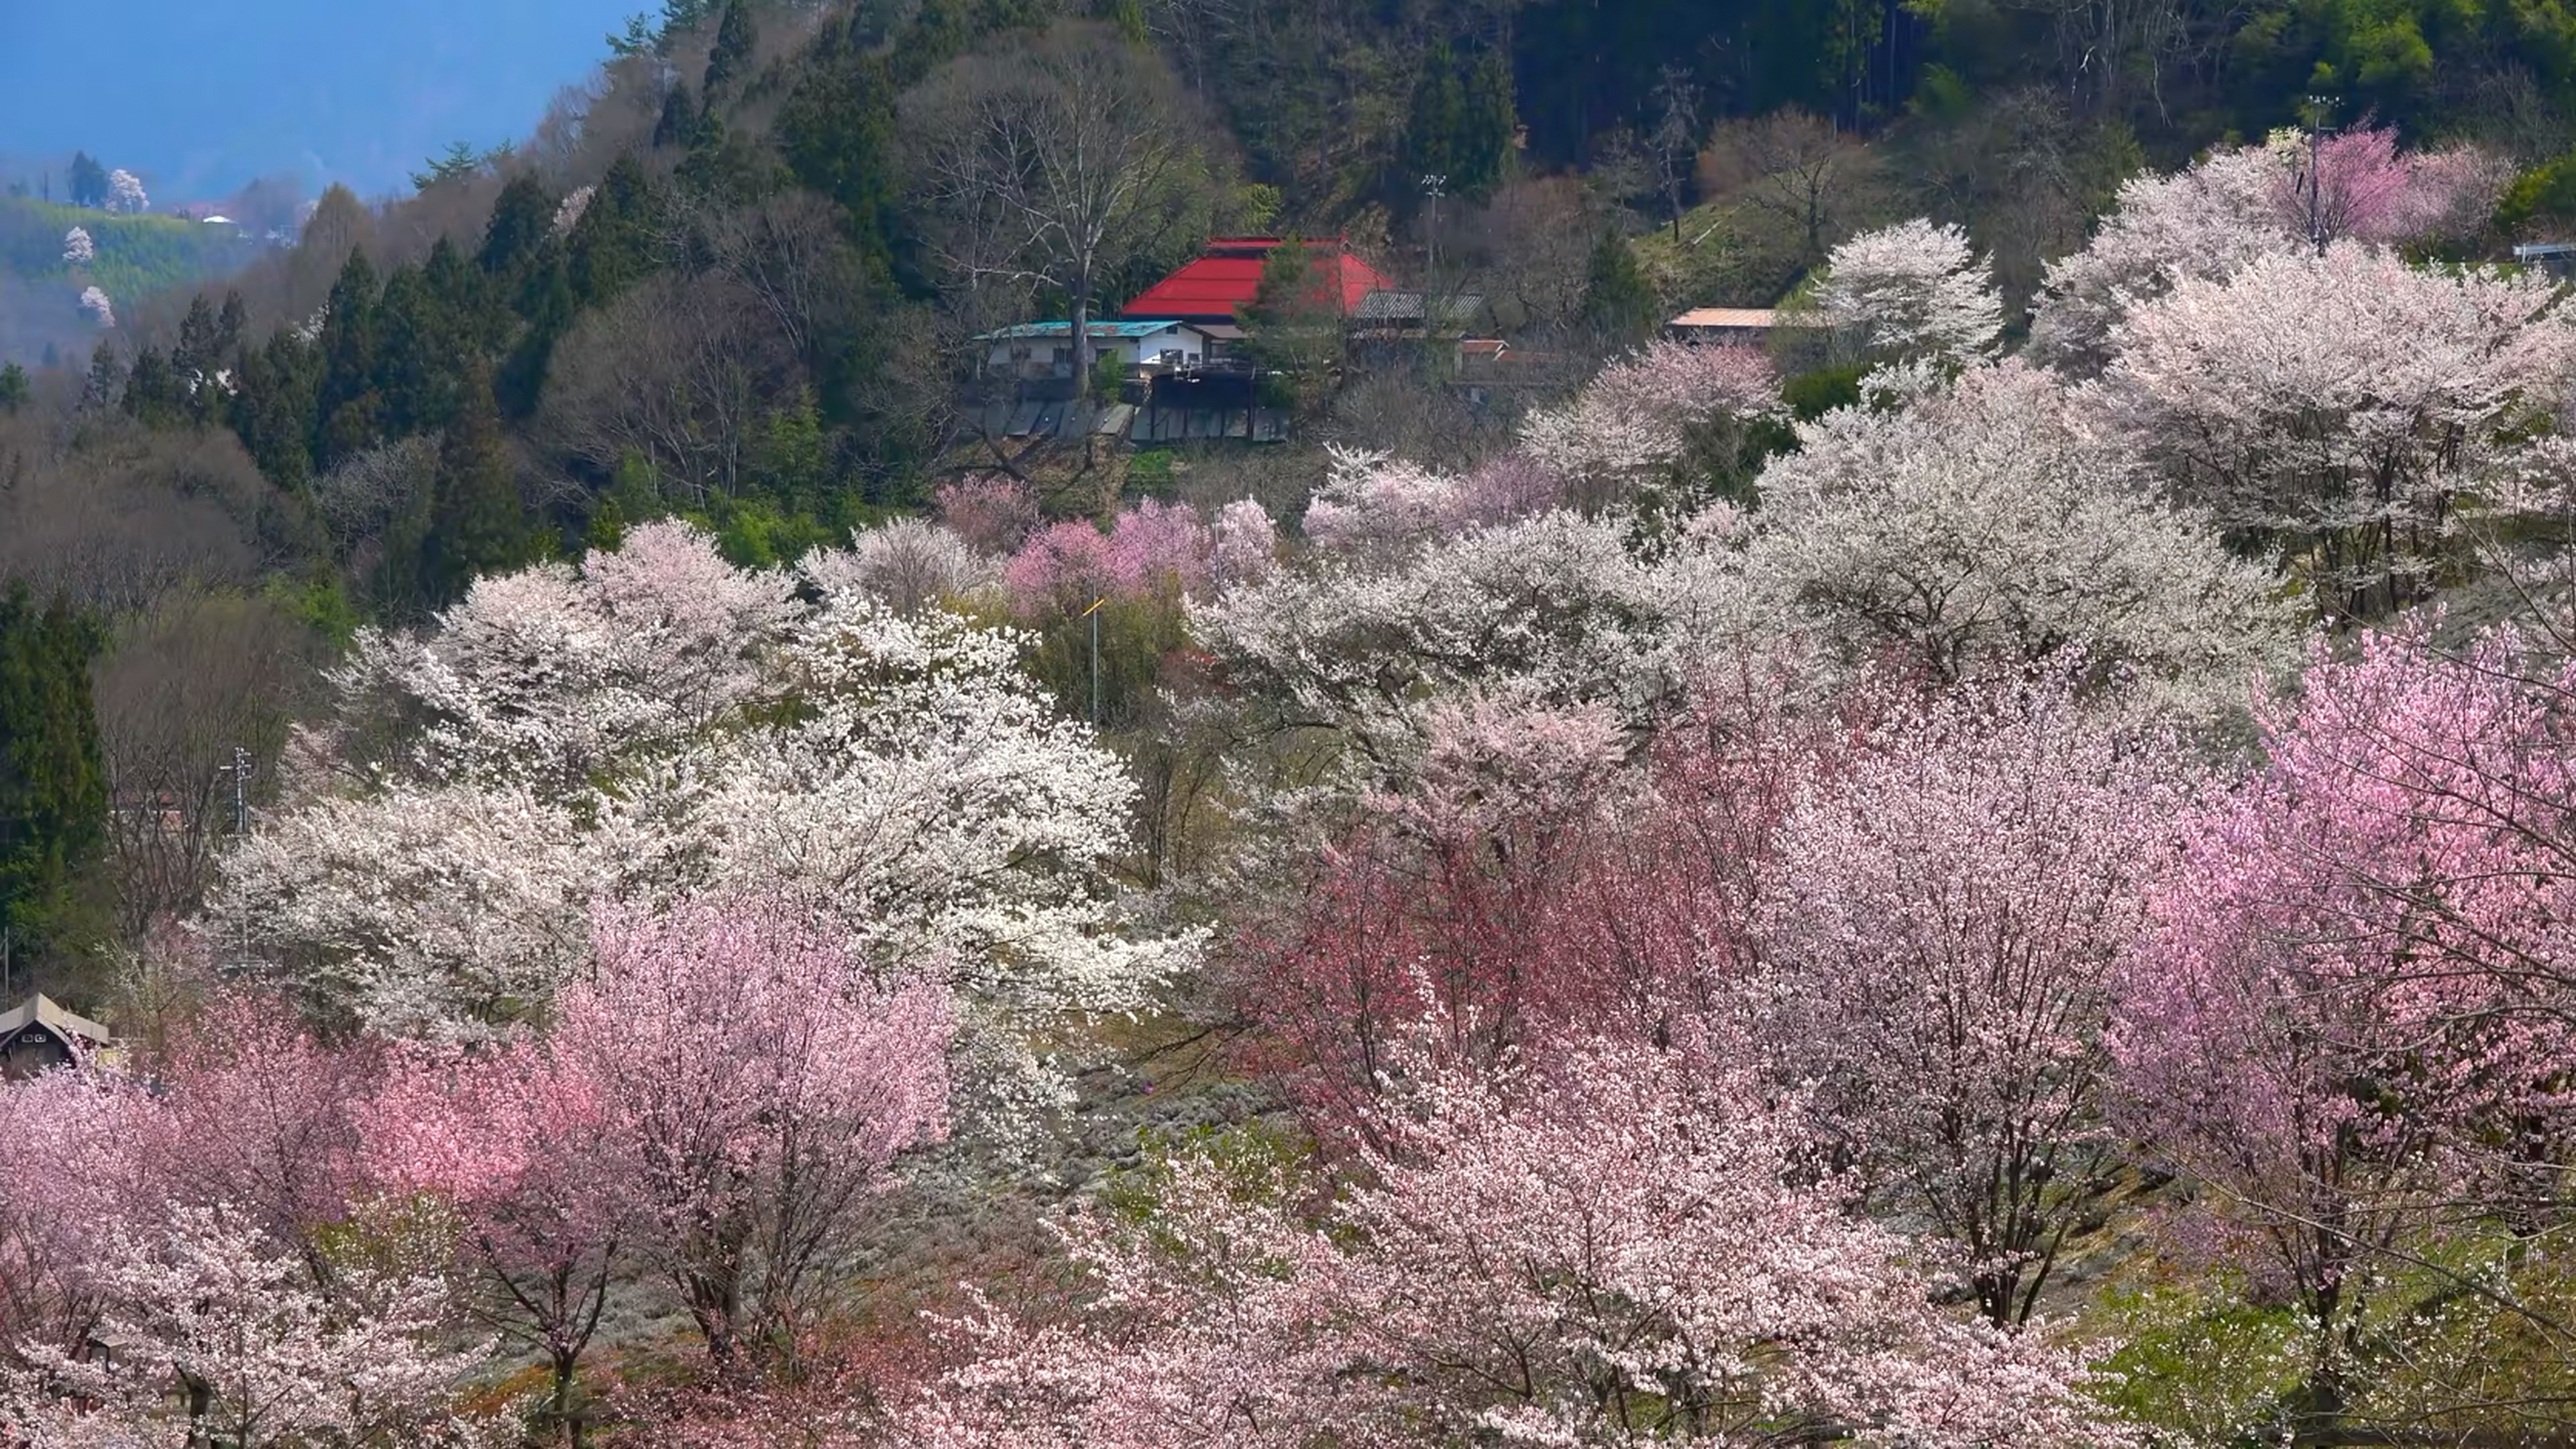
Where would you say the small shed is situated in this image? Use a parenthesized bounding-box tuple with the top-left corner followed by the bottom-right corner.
(1, 994, 111, 1078)
(1666, 307, 1829, 344)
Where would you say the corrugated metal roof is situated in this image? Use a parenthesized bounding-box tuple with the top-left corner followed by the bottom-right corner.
(1123, 240, 1395, 321)
(0, 994, 110, 1046)
(978, 321, 1201, 341)
(1668, 307, 1827, 329)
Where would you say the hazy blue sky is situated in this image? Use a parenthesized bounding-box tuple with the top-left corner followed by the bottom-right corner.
(0, 0, 641, 203)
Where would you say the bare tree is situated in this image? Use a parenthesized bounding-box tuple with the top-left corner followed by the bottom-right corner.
(1648, 65, 1704, 242)
(1998, 0, 2193, 118)
(1704, 108, 1859, 262)
(540, 272, 790, 504)
(902, 21, 1214, 385)
(93, 592, 314, 941)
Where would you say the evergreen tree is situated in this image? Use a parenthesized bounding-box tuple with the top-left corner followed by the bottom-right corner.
(480, 174, 557, 278)
(568, 158, 660, 309)
(119, 347, 180, 427)
(0, 586, 106, 966)
(80, 346, 125, 413)
(1238, 235, 1342, 413)
(777, 46, 899, 270)
(704, 0, 758, 100)
(417, 364, 533, 610)
(1456, 48, 1518, 199)
(230, 329, 320, 492)
(66, 152, 107, 209)
(1407, 42, 1468, 185)
(655, 81, 702, 150)
(752, 390, 829, 513)
(0, 363, 28, 413)
(314, 248, 385, 470)
(1580, 231, 1660, 344)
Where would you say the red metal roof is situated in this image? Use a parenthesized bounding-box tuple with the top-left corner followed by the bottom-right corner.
(1122, 238, 1394, 323)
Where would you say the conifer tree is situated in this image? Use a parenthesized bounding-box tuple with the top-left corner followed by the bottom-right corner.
(0, 586, 105, 966)
(568, 158, 658, 309)
(0, 363, 27, 413)
(1581, 231, 1659, 343)
(704, 0, 757, 100)
(479, 174, 556, 280)
(419, 363, 533, 609)
(314, 248, 385, 470)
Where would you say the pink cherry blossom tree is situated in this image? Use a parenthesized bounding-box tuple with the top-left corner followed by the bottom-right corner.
(1208, 498, 1277, 590)
(364, 1044, 622, 1444)
(550, 899, 953, 1371)
(2275, 127, 2506, 254)
(1758, 684, 2188, 1326)
(3, 1203, 501, 1449)
(1003, 519, 1121, 619)
(1107, 498, 1211, 596)
(79, 286, 113, 328)
(0, 1071, 156, 1364)
(2112, 623, 2576, 1432)
(1517, 341, 1780, 506)
(923, 1037, 2135, 1447)
(932, 474, 1041, 555)
(60, 227, 93, 267)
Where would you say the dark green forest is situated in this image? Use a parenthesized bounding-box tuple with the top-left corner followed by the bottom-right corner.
(9, 0, 2576, 984)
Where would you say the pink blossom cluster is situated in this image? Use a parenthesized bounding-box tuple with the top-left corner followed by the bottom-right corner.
(1000, 500, 1219, 618)
(0, 899, 954, 1440)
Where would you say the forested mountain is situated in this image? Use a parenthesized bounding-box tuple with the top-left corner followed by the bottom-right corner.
(14, 1, 2576, 1444)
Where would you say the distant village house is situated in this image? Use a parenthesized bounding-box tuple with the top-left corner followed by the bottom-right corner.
(1, 994, 110, 1079)
(979, 320, 1215, 381)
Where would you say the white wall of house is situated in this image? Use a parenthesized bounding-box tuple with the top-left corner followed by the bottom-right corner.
(986, 325, 1208, 378)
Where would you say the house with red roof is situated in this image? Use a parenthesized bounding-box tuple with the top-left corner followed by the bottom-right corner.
(1120, 237, 1395, 329)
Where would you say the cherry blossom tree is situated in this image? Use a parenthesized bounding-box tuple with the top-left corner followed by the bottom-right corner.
(1816, 219, 2004, 364)
(923, 1038, 2135, 1447)
(2113, 624, 2576, 1432)
(1191, 508, 1680, 763)
(3, 1205, 500, 1449)
(2098, 242, 2576, 619)
(1208, 498, 1277, 590)
(0, 1072, 154, 1364)
(806, 519, 998, 617)
(1743, 360, 2295, 722)
(60, 227, 93, 267)
(1003, 519, 1121, 619)
(551, 900, 953, 1370)
(212, 523, 1179, 1114)
(80, 286, 114, 328)
(1239, 676, 1851, 1143)
(1758, 686, 2187, 1326)
(364, 1045, 622, 1444)
(2031, 133, 2506, 374)
(933, 474, 1041, 555)
(105, 168, 149, 215)
(1107, 498, 1210, 596)
(2273, 127, 2506, 255)
(1516, 341, 1780, 506)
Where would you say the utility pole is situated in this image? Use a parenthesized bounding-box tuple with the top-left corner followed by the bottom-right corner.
(1422, 173, 1448, 358)
(216, 747, 256, 972)
(1084, 596, 1106, 727)
(2300, 93, 2338, 256)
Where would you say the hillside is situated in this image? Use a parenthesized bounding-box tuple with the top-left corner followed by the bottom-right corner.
(7, 1, 2576, 1444)
(0, 198, 258, 366)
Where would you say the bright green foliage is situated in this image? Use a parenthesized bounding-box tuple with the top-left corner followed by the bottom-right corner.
(752, 390, 830, 511)
(0, 586, 106, 965)
(1580, 231, 1660, 344)
(0, 199, 250, 308)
